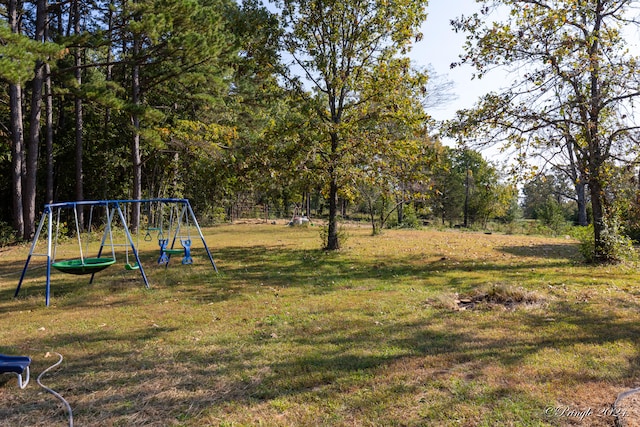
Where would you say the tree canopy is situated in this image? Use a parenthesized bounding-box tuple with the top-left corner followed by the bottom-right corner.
(449, 0, 640, 262)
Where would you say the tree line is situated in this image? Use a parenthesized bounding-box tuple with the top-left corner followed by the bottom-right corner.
(3, 0, 640, 262)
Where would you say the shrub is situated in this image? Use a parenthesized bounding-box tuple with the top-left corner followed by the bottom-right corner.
(571, 225, 595, 262)
(571, 219, 636, 263)
(0, 222, 17, 247)
(536, 197, 570, 235)
(399, 204, 421, 229)
(386, 203, 421, 230)
(598, 215, 637, 263)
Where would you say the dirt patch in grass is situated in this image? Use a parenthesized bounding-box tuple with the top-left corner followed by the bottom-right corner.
(428, 283, 547, 311)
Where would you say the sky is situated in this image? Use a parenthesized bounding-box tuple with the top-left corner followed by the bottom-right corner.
(409, 0, 506, 122)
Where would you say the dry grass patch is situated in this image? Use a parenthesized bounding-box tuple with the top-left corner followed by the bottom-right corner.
(428, 283, 548, 311)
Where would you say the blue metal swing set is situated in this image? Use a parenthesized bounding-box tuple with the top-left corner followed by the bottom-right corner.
(15, 198, 218, 306)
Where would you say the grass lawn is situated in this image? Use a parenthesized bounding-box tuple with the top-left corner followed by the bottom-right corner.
(0, 222, 639, 426)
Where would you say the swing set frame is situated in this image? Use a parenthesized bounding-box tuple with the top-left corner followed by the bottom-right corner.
(15, 198, 217, 306)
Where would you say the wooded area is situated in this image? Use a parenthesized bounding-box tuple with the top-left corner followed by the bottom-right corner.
(2, 0, 640, 261)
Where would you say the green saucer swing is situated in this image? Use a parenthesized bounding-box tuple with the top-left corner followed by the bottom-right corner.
(164, 248, 184, 255)
(52, 258, 116, 275)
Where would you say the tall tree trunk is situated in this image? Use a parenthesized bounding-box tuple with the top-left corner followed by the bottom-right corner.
(590, 177, 605, 262)
(327, 174, 339, 249)
(8, 0, 25, 239)
(589, 12, 606, 262)
(75, 95, 84, 201)
(575, 181, 588, 226)
(24, 0, 47, 238)
(566, 139, 588, 226)
(589, 132, 607, 261)
(463, 167, 470, 228)
(131, 34, 143, 232)
(45, 62, 54, 203)
(26, 61, 44, 234)
(304, 191, 311, 218)
(171, 150, 180, 193)
(326, 132, 340, 250)
(97, 0, 116, 202)
(73, 0, 84, 227)
(396, 195, 404, 225)
(367, 196, 377, 235)
(9, 84, 25, 239)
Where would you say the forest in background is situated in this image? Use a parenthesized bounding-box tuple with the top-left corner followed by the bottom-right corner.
(3, 0, 640, 262)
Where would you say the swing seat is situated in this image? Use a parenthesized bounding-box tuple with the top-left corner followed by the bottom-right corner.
(0, 354, 31, 389)
(158, 249, 182, 265)
(164, 249, 184, 255)
(157, 239, 183, 255)
(52, 258, 116, 275)
(181, 239, 193, 265)
(124, 263, 140, 271)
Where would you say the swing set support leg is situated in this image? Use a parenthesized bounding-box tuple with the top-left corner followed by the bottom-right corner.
(186, 201, 218, 273)
(116, 203, 150, 289)
(45, 208, 53, 306)
(15, 209, 52, 304)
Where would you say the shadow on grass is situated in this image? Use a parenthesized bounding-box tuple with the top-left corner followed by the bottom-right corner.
(2, 300, 636, 425)
(498, 243, 580, 260)
(212, 242, 580, 294)
(6, 235, 581, 307)
(0, 243, 581, 317)
(1, 235, 636, 425)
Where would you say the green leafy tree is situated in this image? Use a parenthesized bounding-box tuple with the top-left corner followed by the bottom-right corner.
(278, 0, 428, 249)
(431, 146, 509, 227)
(184, 0, 321, 219)
(351, 60, 434, 235)
(430, 147, 463, 226)
(355, 133, 435, 235)
(521, 172, 576, 220)
(450, 0, 640, 262)
(455, 147, 505, 227)
(1, 0, 281, 236)
(110, 0, 237, 226)
(536, 196, 569, 234)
